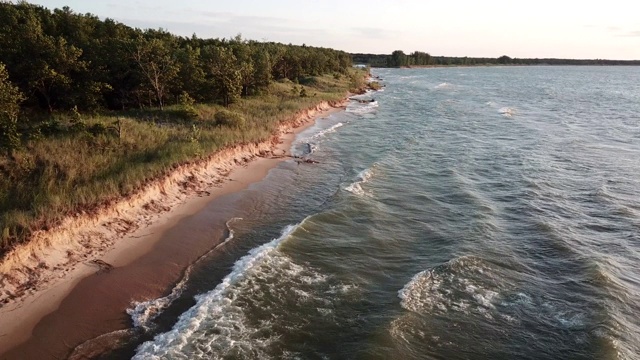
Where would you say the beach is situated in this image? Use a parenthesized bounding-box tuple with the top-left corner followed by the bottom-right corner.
(0, 99, 348, 359)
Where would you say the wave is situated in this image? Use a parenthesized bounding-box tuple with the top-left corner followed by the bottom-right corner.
(291, 122, 344, 157)
(345, 167, 375, 196)
(398, 255, 501, 319)
(398, 256, 597, 327)
(68, 329, 136, 360)
(435, 82, 452, 89)
(346, 101, 378, 115)
(498, 107, 517, 117)
(132, 221, 308, 359)
(214, 217, 243, 249)
(127, 217, 243, 329)
(310, 122, 344, 139)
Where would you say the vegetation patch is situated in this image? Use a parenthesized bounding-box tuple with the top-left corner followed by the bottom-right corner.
(214, 109, 246, 128)
(0, 2, 369, 255)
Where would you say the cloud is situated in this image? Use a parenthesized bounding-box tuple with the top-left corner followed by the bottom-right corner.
(198, 11, 289, 27)
(116, 16, 330, 46)
(351, 27, 397, 39)
(587, 25, 640, 38)
(620, 30, 640, 37)
(105, 1, 158, 13)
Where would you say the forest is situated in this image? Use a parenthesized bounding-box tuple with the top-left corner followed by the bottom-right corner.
(0, 2, 362, 253)
(353, 51, 640, 67)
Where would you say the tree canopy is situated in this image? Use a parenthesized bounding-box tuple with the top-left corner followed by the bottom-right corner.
(0, 2, 353, 113)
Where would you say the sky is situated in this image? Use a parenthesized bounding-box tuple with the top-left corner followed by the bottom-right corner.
(28, 0, 640, 60)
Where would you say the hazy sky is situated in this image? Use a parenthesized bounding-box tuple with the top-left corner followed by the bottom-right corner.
(29, 0, 640, 60)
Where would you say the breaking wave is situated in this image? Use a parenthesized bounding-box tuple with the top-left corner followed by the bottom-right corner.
(127, 218, 243, 329)
(310, 122, 344, 139)
(398, 256, 502, 319)
(132, 220, 316, 359)
(347, 101, 378, 115)
(345, 167, 375, 196)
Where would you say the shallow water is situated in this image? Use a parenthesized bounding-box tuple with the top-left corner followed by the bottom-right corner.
(101, 66, 640, 359)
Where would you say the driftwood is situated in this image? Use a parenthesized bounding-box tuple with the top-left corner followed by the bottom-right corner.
(349, 98, 376, 104)
(88, 259, 114, 273)
(294, 157, 319, 164)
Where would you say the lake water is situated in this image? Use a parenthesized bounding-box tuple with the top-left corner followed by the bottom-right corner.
(102, 66, 640, 359)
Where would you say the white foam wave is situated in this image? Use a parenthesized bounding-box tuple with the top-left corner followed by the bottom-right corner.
(127, 218, 243, 329)
(310, 122, 344, 139)
(346, 101, 378, 115)
(132, 221, 306, 359)
(215, 217, 243, 249)
(435, 82, 452, 89)
(498, 107, 517, 117)
(398, 256, 500, 319)
(345, 167, 375, 196)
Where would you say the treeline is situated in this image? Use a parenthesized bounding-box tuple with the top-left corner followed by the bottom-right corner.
(0, 2, 362, 250)
(353, 51, 640, 67)
(0, 2, 352, 121)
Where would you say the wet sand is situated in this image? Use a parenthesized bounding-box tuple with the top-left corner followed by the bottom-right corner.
(0, 104, 346, 360)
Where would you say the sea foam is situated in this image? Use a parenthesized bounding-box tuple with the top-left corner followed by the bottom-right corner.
(127, 218, 243, 329)
(311, 122, 344, 139)
(398, 256, 500, 319)
(346, 101, 378, 115)
(345, 167, 375, 196)
(498, 107, 517, 117)
(132, 221, 306, 359)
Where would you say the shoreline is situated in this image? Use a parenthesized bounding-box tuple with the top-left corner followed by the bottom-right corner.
(0, 98, 348, 359)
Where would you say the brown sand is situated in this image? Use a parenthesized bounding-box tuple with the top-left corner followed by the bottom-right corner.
(0, 100, 347, 359)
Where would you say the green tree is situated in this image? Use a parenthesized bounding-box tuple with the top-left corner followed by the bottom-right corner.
(229, 35, 256, 96)
(0, 2, 89, 112)
(498, 55, 512, 64)
(388, 50, 408, 67)
(0, 63, 25, 154)
(251, 49, 273, 91)
(132, 35, 179, 110)
(201, 46, 242, 107)
(175, 45, 204, 101)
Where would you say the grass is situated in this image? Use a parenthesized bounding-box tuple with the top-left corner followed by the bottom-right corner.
(0, 69, 367, 254)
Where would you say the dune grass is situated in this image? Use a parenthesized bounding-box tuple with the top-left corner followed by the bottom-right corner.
(0, 70, 365, 254)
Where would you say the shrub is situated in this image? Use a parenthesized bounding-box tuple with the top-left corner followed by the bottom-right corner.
(37, 118, 63, 136)
(214, 109, 245, 128)
(177, 106, 199, 121)
(298, 76, 319, 86)
(87, 122, 109, 136)
(178, 92, 195, 107)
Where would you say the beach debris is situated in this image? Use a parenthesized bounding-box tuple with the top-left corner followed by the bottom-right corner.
(88, 259, 114, 273)
(349, 97, 376, 104)
(294, 157, 320, 164)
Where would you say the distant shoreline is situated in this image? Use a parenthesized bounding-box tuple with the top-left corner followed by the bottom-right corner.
(352, 51, 640, 68)
(380, 63, 640, 69)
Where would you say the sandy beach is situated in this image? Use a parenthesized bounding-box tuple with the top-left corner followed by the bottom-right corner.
(0, 99, 348, 359)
